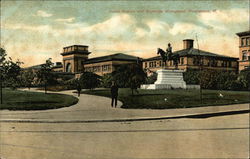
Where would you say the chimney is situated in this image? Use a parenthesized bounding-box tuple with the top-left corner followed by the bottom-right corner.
(183, 39, 194, 49)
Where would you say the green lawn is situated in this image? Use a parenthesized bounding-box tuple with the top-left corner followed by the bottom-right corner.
(82, 88, 250, 109)
(0, 89, 78, 110)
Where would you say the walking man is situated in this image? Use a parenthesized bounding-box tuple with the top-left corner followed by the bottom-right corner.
(76, 80, 82, 97)
(111, 81, 118, 108)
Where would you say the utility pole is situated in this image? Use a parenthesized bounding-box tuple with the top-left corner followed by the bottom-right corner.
(196, 34, 203, 104)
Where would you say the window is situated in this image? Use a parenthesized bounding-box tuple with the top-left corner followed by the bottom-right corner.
(241, 38, 245, 46)
(145, 62, 147, 68)
(246, 38, 250, 46)
(102, 65, 111, 71)
(221, 61, 227, 67)
(229, 61, 232, 67)
(193, 57, 200, 65)
(153, 61, 156, 67)
(149, 62, 152, 68)
(181, 57, 184, 65)
(207, 60, 210, 66)
(242, 51, 247, 60)
(214, 61, 218, 67)
(159, 61, 162, 67)
(66, 63, 71, 72)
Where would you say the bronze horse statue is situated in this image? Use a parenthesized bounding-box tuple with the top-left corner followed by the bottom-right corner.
(157, 48, 180, 69)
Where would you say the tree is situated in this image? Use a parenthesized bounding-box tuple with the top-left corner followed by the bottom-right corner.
(5, 58, 23, 89)
(36, 58, 54, 94)
(101, 73, 113, 88)
(236, 69, 250, 90)
(145, 72, 157, 84)
(112, 64, 147, 95)
(0, 48, 23, 103)
(79, 72, 101, 90)
(21, 69, 35, 89)
(215, 71, 237, 90)
(183, 69, 200, 85)
(0, 48, 7, 104)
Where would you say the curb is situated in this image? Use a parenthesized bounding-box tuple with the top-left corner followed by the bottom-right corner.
(0, 109, 249, 123)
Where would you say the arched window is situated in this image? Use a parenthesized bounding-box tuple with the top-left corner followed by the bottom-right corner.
(66, 63, 72, 72)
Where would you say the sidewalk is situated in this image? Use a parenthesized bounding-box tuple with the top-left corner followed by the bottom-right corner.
(0, 89, 249, 123)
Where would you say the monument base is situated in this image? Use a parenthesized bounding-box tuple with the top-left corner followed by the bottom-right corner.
(141, 69, 199, 90)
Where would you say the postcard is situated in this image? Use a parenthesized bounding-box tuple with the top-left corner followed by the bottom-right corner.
(0, 0, 249, 159)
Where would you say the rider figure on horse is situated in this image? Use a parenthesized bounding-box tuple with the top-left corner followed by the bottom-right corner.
(166, 43, 173, 56)
(157, 43, 180, 69)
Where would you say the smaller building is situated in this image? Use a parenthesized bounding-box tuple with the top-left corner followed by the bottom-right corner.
(83, 53, 141, 76)
(52, 62, 63, 72)
(236, 30, 250, 71)
(143, 39, 238, 74)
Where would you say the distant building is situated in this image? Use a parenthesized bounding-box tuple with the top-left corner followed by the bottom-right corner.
(143, 39, 238, 74)
(83, 53, 141, 76)
(236, 30, 250, 71)
(57, 45, 141, 76)
(26, 37, 242, 78)
(52, 62, 63, 72)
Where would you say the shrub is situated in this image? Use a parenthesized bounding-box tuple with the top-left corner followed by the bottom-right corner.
(237, 69, 250, 90)
(101, 73, 113, 88)
(112, 64, 147, 95)
(183, 69, 200, 85)
(79, 72, 101, 90)
(145, 72, 157, 84)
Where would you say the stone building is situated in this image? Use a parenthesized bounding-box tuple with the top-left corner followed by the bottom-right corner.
(54, 45, 140, 76)
(61, 45, 91, 73)
(236, 30, 250, 71)
(83, 53, 141, 76)
(143, 39, 238, 74)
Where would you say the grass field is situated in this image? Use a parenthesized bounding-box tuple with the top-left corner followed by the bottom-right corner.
(0, 89, 78, 110)
(82, 88, 250, 109)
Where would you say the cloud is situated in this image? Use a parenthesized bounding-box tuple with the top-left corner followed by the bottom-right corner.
(198, 9, 249, 29)
(145, 20, 170, 37)
(1, 11, 243, 66)
(2, 23, 50, 32)
(169, 23, 201, 35)
(35, 10, 53, 17)
(55, 17, 75, 23)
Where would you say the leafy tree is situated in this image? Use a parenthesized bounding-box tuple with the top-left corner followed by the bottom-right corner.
(36, 58, 54, 94)
(183, 69, 200, 85)
(236, 69, 250, 90)
(145, 72, 157, 84)
(3, 58, 23, 89)
(0, 48, 23, 103)
(215, 71, 237, 90)
(0, 48, 7, 104)
(112, 64, 147, 95)
(21, 69, 35, 89)
(101, 73, 113, 88)
(79, 72, 101, 90)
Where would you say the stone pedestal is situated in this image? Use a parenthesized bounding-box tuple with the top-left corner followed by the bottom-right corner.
(141, 69, 187, 89)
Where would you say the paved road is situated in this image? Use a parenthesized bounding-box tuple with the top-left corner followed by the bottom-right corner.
(0, 89, 249, 122)
(0, 113, 249, 159)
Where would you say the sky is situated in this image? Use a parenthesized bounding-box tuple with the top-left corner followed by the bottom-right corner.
(1, 0, 249, 67)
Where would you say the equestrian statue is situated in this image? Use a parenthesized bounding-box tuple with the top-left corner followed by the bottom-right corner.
(157, 43, 180, 69)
